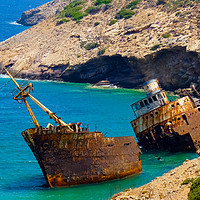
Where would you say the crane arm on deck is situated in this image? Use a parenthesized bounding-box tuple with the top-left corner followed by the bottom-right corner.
(2, 66, 74, 131)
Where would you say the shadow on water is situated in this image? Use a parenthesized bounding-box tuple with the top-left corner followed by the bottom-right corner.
(2, 175, 48, 191)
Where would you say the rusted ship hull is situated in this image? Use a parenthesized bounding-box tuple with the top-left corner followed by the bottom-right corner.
(22, 126, 142, 187)
(131, 96, 200, 153)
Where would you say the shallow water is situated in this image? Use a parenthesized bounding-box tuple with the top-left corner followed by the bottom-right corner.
(0, 77, 198, 200)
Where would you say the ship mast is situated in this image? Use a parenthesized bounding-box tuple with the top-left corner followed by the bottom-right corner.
(3, 67, 73, 131)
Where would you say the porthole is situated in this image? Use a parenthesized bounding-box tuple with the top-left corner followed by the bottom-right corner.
(43, 142, 49, 150)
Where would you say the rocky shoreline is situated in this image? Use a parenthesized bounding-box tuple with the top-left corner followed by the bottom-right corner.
(111, 157, 200, 200)
(17, 0, 69, 26)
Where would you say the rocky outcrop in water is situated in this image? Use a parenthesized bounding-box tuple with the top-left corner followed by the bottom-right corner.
(1, 0, 200, 91)
(17, 0, 69, 26)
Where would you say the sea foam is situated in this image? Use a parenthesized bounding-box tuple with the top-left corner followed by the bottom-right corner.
(0, 74, 9, 78)
(9, 21, 22, 26)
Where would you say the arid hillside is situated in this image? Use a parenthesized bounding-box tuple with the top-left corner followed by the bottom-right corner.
(1, 0, 200, 90)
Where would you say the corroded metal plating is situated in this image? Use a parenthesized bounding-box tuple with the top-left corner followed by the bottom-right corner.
(22, 126, 142, 187)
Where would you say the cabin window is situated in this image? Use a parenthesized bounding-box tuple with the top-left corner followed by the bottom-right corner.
(43, 142, 49, 150)
(144, 99, 148, 105)
(163, 92, 166, 98)
(146, 116, 148, 119)
(158, 93, 162, 99)
(148, 97, 153, 103)
(172, 104, 175, 108)
(124, 143, 130, 146)
(107, 144, 114, 147)
(132, 105, 136, 112)
(150, 113, 154, 117)
(155, 111, 158, 115)
(176, 102, 180, 106)
(140, 101, 144, 107)
(135, 103, 140, 110)
(152, 96, 157, 101)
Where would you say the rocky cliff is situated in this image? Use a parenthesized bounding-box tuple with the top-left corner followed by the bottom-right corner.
(1, 0, 200, 90)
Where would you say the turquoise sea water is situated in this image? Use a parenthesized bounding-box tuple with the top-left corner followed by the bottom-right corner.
(0, 77, 198, 200)
(0, 1, 198, 199)
(0, 0, 50, 42)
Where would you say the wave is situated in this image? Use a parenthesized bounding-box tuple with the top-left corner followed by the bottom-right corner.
(0, 74, 9, 78)
(9, 21, 22, 26)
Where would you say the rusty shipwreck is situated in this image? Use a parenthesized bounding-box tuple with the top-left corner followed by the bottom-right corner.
(130, 79, 200, 153)
(2, 67, 142, 187)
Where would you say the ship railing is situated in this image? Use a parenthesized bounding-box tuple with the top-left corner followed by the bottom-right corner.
(193, 98, 200, 107)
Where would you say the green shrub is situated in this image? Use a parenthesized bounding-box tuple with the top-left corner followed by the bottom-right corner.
(94, 21, 100, 26)
(116, 9, 135, 19)
(181, 178, 194, 185)
(157, 0, 166, 5)
(126, 0, 140, 9)
(65, 7, 88, 21)
(109, 19, 117, 26)
(95, 0, 112, 6)
(60, 0, 88, 21)
(85, 6, 101, 14)
(80, 41, 99, 50)
(164, 0, 196, 11)
(57, 18, 70, 25)
(151, 44, 160, 51)
(175, 11, 181, 16)
(188, 177, 200, 200)
(97, 48, 106, 56)
(80, 41, 87, 48)
(67, 0, 85, 8)
(84, 42, 99, 50)
(162, 33, 171, 38)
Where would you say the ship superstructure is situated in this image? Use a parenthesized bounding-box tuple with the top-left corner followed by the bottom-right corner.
(131, 79, 200, 153)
